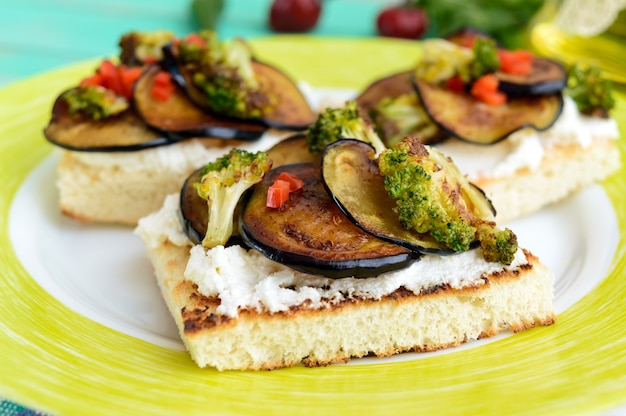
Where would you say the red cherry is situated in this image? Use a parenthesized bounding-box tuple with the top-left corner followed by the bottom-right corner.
(269, 0, 322, 33)
(376, 6, 428, 39)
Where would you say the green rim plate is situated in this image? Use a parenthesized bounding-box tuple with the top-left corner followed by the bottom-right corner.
(1, 36, 626, 415)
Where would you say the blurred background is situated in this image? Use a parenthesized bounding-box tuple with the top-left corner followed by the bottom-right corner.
(0, 0, 624, 87)
(4, 0, 385, 86)
(0, 0, 547, 87)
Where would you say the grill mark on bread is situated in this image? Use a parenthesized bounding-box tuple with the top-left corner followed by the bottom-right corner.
(180, 254, 535, 334)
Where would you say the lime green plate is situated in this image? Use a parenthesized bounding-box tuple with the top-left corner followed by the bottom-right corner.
(1, 37, 626, 416)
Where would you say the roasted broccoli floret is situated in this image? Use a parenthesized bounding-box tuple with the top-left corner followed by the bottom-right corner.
(378, 136, 518, 264)
(178, 31, 274, 119)
(466, 37, 501, 81)
(565, 62, 615, 118)
(306, 101, 387, 155)
(371, 93, 441, 147)
(476, 224, 518, 264)
(195, 149, 272, 248)
(62, 86, 129, 120)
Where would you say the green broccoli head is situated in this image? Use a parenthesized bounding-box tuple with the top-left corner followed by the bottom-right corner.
(195, 148, 272, 248)
(466, 37, 501, 82)
(306, 101, 387, 155)
(62, 86, 129, 120)
(476, 224, 518, 264)
(179, 31, 274, 119)
(371, 93, 441, 147)
(378, 136, 518, 264)
(565, 62, 615, 118)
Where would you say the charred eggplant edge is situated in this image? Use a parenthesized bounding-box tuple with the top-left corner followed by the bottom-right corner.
(133, 64, 267, 142)
(410, 75, 565, 145)
(43, 89, 176, 153)
(161, 44, 314, 131)
(321, 139, 462, 255)
(238, 162, 420, 279)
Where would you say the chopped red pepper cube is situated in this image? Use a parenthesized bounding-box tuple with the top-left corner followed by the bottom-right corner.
(498, 49, 533, 75)
(266, 179, 291, 208)
(470, 74, 507, 106)
(275, 171, 304, 192)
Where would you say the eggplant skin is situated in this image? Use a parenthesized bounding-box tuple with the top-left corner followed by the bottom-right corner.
(179, 135, 320, 246)
(178, 166, 248, 247)
(443, 28, 567, 97)
(240, 163, 418, 279)
(355, 71, 415, 117)
(43, 90, 171, 152)
(265, 134, 321, 168)
(251, 61, 317, 130)
(355, 71, 446, 146)
(322, 139, 454, 255)
(134, 65, 267, 141)
(497, 57, 567, 97)
(179, 167, 206, 245)
(412, 78, 564, 145)
(161, 45, 316, 131)
(321, 139, 492, 254)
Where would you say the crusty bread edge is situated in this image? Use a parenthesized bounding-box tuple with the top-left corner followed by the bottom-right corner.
(55, 122, 620, 226)
(148, 241, 556, 371)
(476, 137, 621, 223)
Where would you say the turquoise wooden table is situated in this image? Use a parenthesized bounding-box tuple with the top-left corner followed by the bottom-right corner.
(0, 0, 386, 87)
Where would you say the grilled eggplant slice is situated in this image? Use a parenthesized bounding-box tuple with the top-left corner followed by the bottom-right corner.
(182, 135, 319, 245)
(162, 45, 316, 131)
(412, 78, 563, 145)
(322, 139, 495, 254)
(355, 71, 446, 146)
(134, 65, 267, 141)
(44, 90, 170, 152)
(265, 134, 321, 167)
(355, 71, 414, 115)
(240, 163, 417, 278)
(443, 28, 567, 97)
(496, 57, 567, 96)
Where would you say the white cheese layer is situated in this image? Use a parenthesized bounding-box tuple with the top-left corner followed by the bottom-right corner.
(435, 96, 619, 180)
(65, 131, 288, 173)
(136, 194, 529, 318)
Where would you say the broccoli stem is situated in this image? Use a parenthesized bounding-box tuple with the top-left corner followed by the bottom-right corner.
(202, 183, 242, 248)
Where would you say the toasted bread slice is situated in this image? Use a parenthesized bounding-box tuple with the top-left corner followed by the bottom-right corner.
(136, 196, 556, 371)
(433, 96, 621, 223)
(56, 136, 282, 225)
(471, 136, 620, 223)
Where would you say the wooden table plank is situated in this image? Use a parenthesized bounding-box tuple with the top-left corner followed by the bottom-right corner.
(0, 0, 384, 87)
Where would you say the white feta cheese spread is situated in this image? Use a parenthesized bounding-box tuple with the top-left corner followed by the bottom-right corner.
(436, 96, 619, 180)
(136, 194, 528, 318)
(65, 131, 289, 173)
